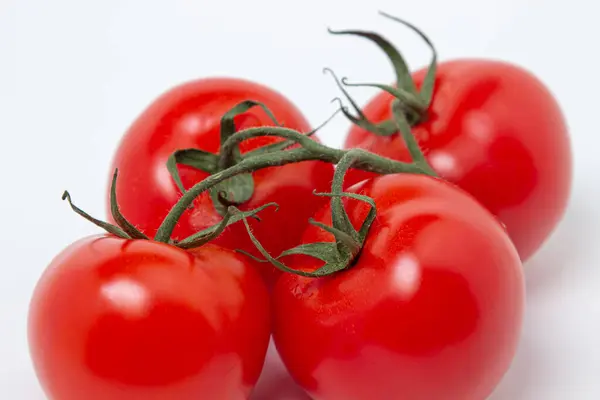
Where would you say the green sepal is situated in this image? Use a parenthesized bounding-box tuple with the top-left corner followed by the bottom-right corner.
(324, 68, 396, 136)
(62, 191, 131, 239)
(209, 173, 255, 216)
(379, 11, 438, 107)
(166, 100, 284, 215)
(240, 241, 351, 277)
(61, 169, 150, 241)
(238, 191, 377, 278)
(220, 100, 281, 143)
(108, 169, 149, 239)
(277, 242, 342, 263)
(327, 27, 418, 94)
(327, 11, 440, 135)
(342, 78, 425, 116)
(166, 148, 220, 194)
(174, 203, 277, 249)
(219, 100, 281, 169)
(313, 191, 377, 245)
(309, 219, 361, 258)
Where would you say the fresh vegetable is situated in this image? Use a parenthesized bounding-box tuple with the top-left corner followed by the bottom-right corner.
(28, 186, 272, 400)
(28, 101, 438, 400)
(269, 172, 525, 400)
(225, 115, 525, 399)
(107, 77, 334, 288)
(28, 237, 271, 400)
(28, 11, 546, 398)
(332, 13, 572, 262)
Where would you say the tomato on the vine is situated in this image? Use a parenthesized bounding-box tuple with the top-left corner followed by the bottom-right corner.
(343, 58, 571, 263)
(273, 173, 525, 400)
(108, 77, 334, 288)
(28, 236, 271, 400)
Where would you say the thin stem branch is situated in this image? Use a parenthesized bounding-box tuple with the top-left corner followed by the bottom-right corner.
(155, 148, 325, 242)
(220, 126, 341, 166)
(392, 102, 437, 176)
(330, 151, 361, 240)
(156, 125, 435, 242)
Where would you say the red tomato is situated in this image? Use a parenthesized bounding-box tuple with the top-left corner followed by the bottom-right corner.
(108, 77, 334, 288)
(28, 236, 271, 400)
(273, 174, 525, 400)
(344, 59, 572, 262)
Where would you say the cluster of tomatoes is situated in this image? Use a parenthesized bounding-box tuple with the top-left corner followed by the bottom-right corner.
(27, 13, 571, 400)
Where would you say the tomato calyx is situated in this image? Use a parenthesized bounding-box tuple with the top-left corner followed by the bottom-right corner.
(237, 151, 378, 277)
(166, 101, 332, 216)
(327, 11, 438, 135)
(62, 168, 278, 248)
(165, 101, 277, 215)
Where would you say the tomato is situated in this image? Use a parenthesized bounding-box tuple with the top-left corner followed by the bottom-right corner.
(108, 77, 334, 288)
(343, 59, 572, 262)
(273, 174, 525, 400)
(28, 236, 271, 400)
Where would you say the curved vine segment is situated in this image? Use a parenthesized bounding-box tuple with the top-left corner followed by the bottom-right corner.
(154, 96, 437, 262)
(165, 100, 338, 216)
(62, 168, 278, 249)
(156, 119, 435, 244)
(327, 11, 438, 133)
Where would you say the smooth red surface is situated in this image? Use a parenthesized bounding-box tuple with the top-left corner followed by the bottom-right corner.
(344, 59, 572, 262)
(273, 174, 525, 400)
(28, 236, 271, 400)
(108, 77, 334, 288)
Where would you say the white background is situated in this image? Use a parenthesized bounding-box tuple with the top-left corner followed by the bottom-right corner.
(1, 0, 599, 399)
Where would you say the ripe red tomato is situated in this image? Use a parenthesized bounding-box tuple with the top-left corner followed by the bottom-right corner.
(108, 77, 334, 288)
(28, 236, 271, 400)
(344, 59, 572, 262)
(273, 174, 525, 400)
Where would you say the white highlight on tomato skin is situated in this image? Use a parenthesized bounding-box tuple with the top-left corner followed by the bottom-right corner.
(391, 253, 422, 300)
(426, 110, 495, 182)
(100, 278, 151, 318)
(177, 112, 219, 138)
(178, 114, 203, 134)
(429, 151, 458, 177)
(154, 161, 181, 198)
(463, 110, 494, 143)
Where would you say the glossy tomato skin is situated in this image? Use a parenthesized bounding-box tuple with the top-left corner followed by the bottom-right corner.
(28, 236, 270, 400)
(108, 77, 334, 288)
(273, 174, 525, 400)
(344, 59, 572, 262)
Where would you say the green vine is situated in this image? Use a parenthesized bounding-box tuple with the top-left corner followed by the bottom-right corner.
(151, 98, 436, 274)
(327, 11, 438, 134)
(63, 12, 440, 277)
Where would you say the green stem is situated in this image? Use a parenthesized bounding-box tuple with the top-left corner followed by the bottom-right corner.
(391, 102, 436, 175)
(220, 126, 431, 175)
(154, 148, 323, 242)
(311, 220, 361, 256)
(324, 150, 371, 263)
(156, 127, 435, 242)
(218, 100, 281, 170)
(175, 203, 278, 249)
(330, 151, 361, 242)
(219, 126, 342, 167)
